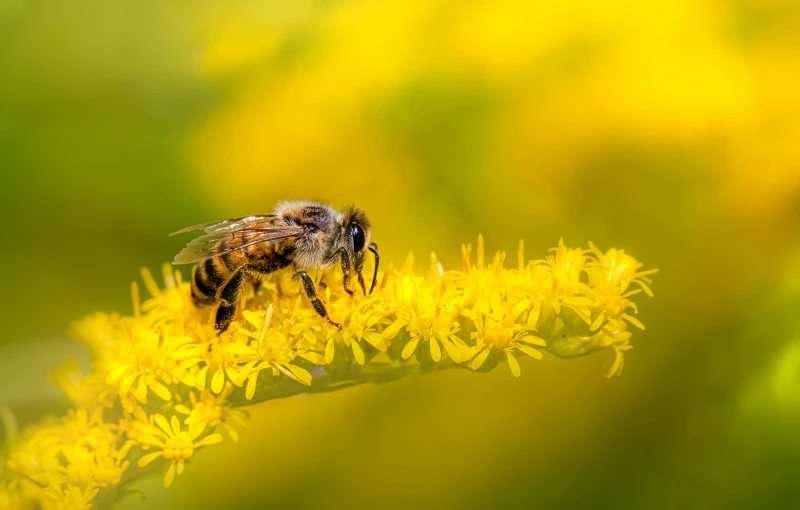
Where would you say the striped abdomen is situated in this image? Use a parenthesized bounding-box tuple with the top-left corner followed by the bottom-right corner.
(191, 254, 236, 306)
(190, 237, 293, 308)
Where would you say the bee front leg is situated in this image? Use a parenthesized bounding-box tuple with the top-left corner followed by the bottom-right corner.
(334, 247, 355, 297)
(295, 270, 342, 330)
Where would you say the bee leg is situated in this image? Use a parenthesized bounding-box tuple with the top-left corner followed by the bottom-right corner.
(335, 247, 355, 297)
(215, 304, 237, 333)
(215, 270, 245, 333)
(368, 243, 380, 294)
(295, 271, 342, 330)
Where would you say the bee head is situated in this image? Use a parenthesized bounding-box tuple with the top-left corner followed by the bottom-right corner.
(343, 206, 379, 294)
(343, 207, 370, 263)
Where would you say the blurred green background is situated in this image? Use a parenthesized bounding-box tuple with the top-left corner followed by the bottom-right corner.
(2, 0, 800, 508)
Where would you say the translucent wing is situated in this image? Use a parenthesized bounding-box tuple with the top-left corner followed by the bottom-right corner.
(169, 215, 275, 237)
(171, 216, 304, 265)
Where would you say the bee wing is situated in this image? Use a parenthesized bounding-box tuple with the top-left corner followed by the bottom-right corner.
(169, 215, 276, 237)
(172, 219, 304, 265)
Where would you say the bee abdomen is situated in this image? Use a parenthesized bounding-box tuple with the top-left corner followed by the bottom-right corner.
(191, 258, 228, 306)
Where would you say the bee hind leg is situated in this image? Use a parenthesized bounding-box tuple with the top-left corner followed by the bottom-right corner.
(215, 270, 246, 333)
(215, 303, 237, 333)
(295, 271, 342, 330)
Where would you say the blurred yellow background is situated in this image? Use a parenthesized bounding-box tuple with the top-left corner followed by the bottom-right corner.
(2, 0, 799, 508)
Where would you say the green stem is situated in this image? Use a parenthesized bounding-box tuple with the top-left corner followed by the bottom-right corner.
(229, 359, 462, 407)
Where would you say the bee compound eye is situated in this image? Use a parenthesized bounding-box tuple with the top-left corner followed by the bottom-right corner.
(350, 223, 365, 252)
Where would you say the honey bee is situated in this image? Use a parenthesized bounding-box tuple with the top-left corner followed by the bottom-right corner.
(171, 201, 379, 332)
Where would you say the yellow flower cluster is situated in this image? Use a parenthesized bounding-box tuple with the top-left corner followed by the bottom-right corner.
(0, 237, 655, 509)
(3, 408, 129, 510)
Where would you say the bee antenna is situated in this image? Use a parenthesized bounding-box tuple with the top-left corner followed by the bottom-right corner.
(368, 243, 379, 294)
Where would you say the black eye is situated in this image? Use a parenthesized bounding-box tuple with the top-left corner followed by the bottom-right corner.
(350, 223, 365, 252)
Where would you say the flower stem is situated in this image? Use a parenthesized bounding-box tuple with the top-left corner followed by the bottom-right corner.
(229, 359, 461, 407)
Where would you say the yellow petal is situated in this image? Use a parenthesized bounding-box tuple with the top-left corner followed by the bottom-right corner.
(245, 372, 259, 400)
(635, 279, 654, 297)
(138, 434, 164, 447)
(171, 416, 181, 435)
(195, 433, 224, 448)
(281, 364, 312, 386)
(291, 322, 310, 336)
(462, 345, 481, 361)
(325, 337, 335, 364)
(527, 302, 541, 328)
(440, 338, 462, 363)
(429, 337, 441, 362)
(517, 335, 546, 346)
(137, 451, 163, 468)
(590, 313, 605, 331)
(119, 373, 138, 396)
(401, 336, 421, 360)
(382, 319, 408, 339)
(364, 332, 385, 349)
(188, 420, 207, 440)
(298, 351, 326, 365)
(120, 394, 134, 413)
(241, 310, 263, 328)
(471, 347, 491, 370)
(106, 365, 130, 384)
(154, 414, 172, 436)
(514, 343, 543, 360)
(606, 348, 625, 378)
(564, 304, 592, 325)
(621, 314, 645, 330)
(164, 462, 176, 488)
(197, 366, 208, 390)
(211, 369, 225, 394)
(140, 267, 161, 297)
(179, 357, 201, 370)
(226, 367, 240, 386)
(449, 334, 469, 350)
(149, 380, 172, 401)
(226, 425, 240, 443)
(177, 459, 185, 475)
(490, 292, 502, 315)
(134, 375, 148, 402)
(506, 351, 521, 377)
(174, 405, 191, 415)
(351, 341, 365, 365)
(188, 410, 202, 431)
(512, 299, 531, 318)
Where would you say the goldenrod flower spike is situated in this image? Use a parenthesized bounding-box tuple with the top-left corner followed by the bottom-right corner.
(1, 238, 655, 508)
